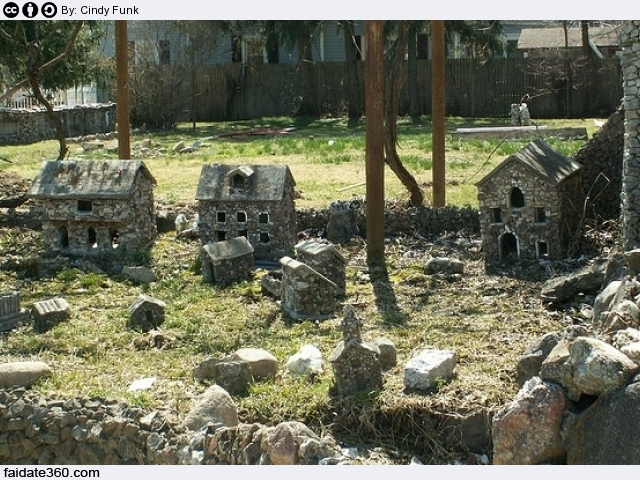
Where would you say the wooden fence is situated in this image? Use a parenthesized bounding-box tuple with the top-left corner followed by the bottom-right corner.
(176, 57, 624, 122)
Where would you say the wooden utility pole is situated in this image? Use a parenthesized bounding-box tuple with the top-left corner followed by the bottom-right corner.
(431, 20, 446, 207)
(115, 20, 131, 159)
(365, 20, 385, 265)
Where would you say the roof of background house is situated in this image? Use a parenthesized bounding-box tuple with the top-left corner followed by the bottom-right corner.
(195, 163, 295, 202)
(476, 138, 582, 187)
(27, 159, 156, 199)
(517, 25, 620, 50)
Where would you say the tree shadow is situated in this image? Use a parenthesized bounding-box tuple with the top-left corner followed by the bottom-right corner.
(369, 259, 409, 326)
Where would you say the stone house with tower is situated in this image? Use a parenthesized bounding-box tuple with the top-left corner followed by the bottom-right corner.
(476, 139, 583, 271)
(195, 164, 297, 261)
(27, 159, 157, 256)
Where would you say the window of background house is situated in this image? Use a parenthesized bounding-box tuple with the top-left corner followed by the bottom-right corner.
(77, 200, 93, 213)
(534, 207, 546, 223)
(259, 212, 269, 224)
(491, 207, 502, 223)
(216, 211, 226, 223)
(237, 211, 247, 223)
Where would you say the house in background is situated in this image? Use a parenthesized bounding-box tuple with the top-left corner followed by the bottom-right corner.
(27, 159, 157, 256)
(517, 24, 621, 59)
(476, 139, 583, 271)
(195, 163, 297, 262)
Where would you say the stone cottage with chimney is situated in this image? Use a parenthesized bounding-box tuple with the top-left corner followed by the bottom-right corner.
(27, 159, 157, 255)
(195, 164, 297, 261)
(476, 139, 583, 270)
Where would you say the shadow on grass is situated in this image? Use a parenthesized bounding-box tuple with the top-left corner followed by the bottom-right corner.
(369, 259, 409, 326)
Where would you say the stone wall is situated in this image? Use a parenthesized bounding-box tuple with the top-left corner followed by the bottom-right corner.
(0, 104, 116, 145)
(573, 106, 625, 222)
(621, 21, 640, 251)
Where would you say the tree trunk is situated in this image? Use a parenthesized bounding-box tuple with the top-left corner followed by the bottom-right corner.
(343, 21, 362, 119)
(297, 32, 317, 116)
(29, 76, 67, 160)
(407, 21, 420, 117)
(384, 21, 424, 207)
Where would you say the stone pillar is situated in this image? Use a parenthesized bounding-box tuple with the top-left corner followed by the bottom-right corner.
(621, 21, 640, 251)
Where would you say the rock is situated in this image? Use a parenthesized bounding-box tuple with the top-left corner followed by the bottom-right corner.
(121, 266, 157, 283)
(179, 147, 195, 154)
(612, 327, 640, 349)
(403, 348, 457, 391)
(564, 381, 640, 464)
(193, 358, 220, 382)
(229, 348, 278, 381)
(593, 279, 625, 324)
(492, 377, 568, 464)
(540, 259, 607, 303)
(172, 141, 185, 152)
(516, 331, 562, 387)
(0, 361, 53, 388)
(31, 297, 71, 333)
(625, 249, 640, 274)
(541, 336, 638, 401)
(285, 345, 323, 376)
(263, 421, 319, 465)
(372, 337, 397, 370)
(424, 257, 464, 275)
(128, 294, 166, 332)
(601, 299, 640, 333)
(183, 385, 239, 431)
(213, 360, 253, 395)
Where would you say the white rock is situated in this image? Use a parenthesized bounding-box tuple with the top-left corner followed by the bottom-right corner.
(286, 345, 323, 376)
(403, 348, 457, 390)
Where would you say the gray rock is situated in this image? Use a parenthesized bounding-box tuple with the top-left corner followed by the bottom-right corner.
(0, 361, 53, 388)
(183, 385, 239, 431)
(542, 337, 638, 401)
(372, 337, 397, 370)
(263, 421, 319, 465)
(424, 257, 464, 275)
(172, 141, 185, 152)
(564, 381, 640, 464)
(492, 377, 568, 465)
(516, 331, 562, 387)
(540, 260, 607, 303)
(32, 297, 70, 333)
(230, 348, 278, 381)
(121, 266, 157, 283)
(403, 348, 456, 391)
(193, 358, 220, 382)
(128, 294, 166, 332)
(213, 360, 254, 395)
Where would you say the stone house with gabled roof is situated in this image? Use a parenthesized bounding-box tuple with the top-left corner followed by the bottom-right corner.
(476, 139, 583, 270)
(195, 163, 297, 261)
(27, 159, 157, 255)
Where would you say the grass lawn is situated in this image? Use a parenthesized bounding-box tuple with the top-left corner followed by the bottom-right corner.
(0, 115, 601, 463)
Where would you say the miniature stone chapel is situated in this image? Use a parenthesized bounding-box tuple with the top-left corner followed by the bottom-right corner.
(476, 139, 583, 270)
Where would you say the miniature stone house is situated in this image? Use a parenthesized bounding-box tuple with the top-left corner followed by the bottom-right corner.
(295, 239, 347, 296)
(476, 139, 583, 270)
(328, 305, 382, 396)
(27, 159, 157, 255)
(201, 236, 254, 287)
(278, 256, 337, 320)
(195, 164, 297, 261)
(128, 294, 165, 332)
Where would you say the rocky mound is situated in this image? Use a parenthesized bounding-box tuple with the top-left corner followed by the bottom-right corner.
(0, 170, 30, 208)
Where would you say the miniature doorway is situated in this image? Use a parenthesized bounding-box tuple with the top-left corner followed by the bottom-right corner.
(499, 232, 519, 263)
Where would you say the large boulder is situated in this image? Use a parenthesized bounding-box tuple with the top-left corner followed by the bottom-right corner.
(213, 361, 253, 396)
(492, 377, 568, 464)
(541, 336, 638, 401)
(183, 385, 239, 431)
(262, 421, 323, 465)
(564, 381, 640, 464)
(516, 331, 563, 387)
(540, 260, 607, 303)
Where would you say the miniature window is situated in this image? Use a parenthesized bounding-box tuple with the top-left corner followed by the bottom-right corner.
(58, 226, 69, 249)
(232, 174, 246, 191)
(77, 200, 93, 213)
(237, 211, 247, 223)
(259, 212, 269, 224)
(510, 187, 525, 208)
(534, 207, 546, 223)
(537, 241, 549, 258)
(260, 232, 270, 243)
(216, 230, 227, 241)
(491, 208, 502, 223)
(109, 228, 120, 249)
(87, 227, 98, 249)
(216, 211, 226, 223)
(237, 229, 248, 238)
